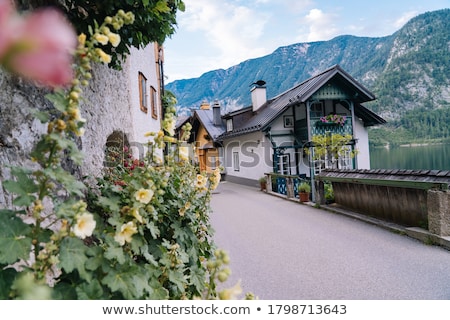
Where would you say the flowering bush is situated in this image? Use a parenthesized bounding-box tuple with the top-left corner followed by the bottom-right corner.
(0, 4, 250, 300)
(319, 114, 347, 126)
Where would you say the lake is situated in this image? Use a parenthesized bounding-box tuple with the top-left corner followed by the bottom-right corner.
(370, 143, 450, 171)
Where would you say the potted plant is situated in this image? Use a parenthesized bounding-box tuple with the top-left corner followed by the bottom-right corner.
(259, 176, 267, 191)
(298, 182, 311, 202)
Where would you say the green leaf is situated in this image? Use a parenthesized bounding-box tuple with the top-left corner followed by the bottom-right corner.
(146, 221, 160, 239)
(59, 237, 90, 281)
(12, 194, 36, 207)
(98, 196, 120, 212)
(0, 267, 18, 299)
(0, 214, 32, 264)
(52, 282, 77, 299)
(85, 246, 104, 271)
(3, 167, 38, 196)
(30, 108, 50, 123)
(104, 246, 126, 264)
(44, 167, 86, 197)
(75, 279, 104, 299)
(101, 268, 141, 299)
(45, 90, 68, 112)
(168, 269, 187, 292)
(189, 265, 206, 294)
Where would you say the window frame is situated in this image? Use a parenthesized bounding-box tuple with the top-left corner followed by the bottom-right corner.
(139, 72, 148, 113)
(150, 85, 158, 119)
(233, 152, 240, 171)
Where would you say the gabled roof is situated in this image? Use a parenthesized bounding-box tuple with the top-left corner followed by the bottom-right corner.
(175, 115, 190, 130)
(218, 64, 385, 139)
(193, 109, 226, 141)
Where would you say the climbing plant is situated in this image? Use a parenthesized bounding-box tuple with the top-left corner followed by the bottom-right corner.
(308, 133, 358, 170)
(0, 2, 249, 300)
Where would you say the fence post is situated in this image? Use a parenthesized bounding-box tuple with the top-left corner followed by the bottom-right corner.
(286, 176, 294, 198)
(314, 179, 326, 205)
(265, 173, 272, 193)
(427, 189, 450, 236)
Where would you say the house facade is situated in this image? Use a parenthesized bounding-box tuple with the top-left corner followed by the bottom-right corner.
(176, 100, 226, 173)
(218, 65, 386, 187)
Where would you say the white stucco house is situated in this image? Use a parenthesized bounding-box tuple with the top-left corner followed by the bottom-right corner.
(217, 65, 386, 188)
(86, 42, 165, 170)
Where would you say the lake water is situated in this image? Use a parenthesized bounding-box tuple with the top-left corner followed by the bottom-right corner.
(370, 144, 450, 171)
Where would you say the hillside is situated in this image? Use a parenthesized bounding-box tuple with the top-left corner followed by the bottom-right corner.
(166, 9, 450, 145)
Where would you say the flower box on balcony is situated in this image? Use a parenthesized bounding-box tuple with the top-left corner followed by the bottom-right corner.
(316, 114, 347, 127)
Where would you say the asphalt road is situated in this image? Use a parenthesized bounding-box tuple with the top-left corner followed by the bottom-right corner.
(210, 182, 450, 300)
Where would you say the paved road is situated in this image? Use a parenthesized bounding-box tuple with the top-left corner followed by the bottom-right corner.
(210, 182, 450, 300)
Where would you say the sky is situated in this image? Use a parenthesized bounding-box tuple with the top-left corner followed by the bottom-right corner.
(163, 0, 450, 83)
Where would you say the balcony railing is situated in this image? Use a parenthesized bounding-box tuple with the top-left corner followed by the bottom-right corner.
(264, 173, 309, 199)
(310, 116, 353, 136)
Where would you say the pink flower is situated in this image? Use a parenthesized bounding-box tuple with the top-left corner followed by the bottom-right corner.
(0, 0, 77, 88)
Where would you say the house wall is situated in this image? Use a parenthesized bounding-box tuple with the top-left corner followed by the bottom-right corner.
(195, 124, 219, 172)
(269, 109, 299, 176)
(353, 118, 370, 169)
(222, 131, 272, 186)
(127, 44, 162, 159)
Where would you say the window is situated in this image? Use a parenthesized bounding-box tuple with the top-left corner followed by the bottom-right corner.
(310, 101, 324, 117)
(278, 154, 290, 175)
(283, 115, 294, 128)
(138, 72, 148, 113)
(233, 152, 240, 171)
(227, 119, 233, 132)
(210, 156, 216, 170)
(150, 86, 158, 119)
(313, 145, 353, 175)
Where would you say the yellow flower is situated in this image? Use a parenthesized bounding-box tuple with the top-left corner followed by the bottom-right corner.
(114, 221, 137, 246)
(131, 207, 143, 223)
(179, 146, 189, 162)
(134, 188, 154, 204)
(108, 32, 121, 47)
(72, 213, 96, 239)
(219, 280, 243, 300)
(78, 33, 86, 46)
(195, 174, 207, 190)
(74, 127, 85, 137)
(210, 168, 221, 190)
(95, 48, 112, 64)
(94, 33, 109, 45)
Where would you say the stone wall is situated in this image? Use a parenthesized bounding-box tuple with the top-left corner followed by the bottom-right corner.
(0, 72, 51, 207)
(0, 44, 162, 207)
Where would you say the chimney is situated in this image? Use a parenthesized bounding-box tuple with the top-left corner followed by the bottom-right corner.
(212, 99, 221, 126)
(251, 80, 267, 112)
(200, 100, 210, 110)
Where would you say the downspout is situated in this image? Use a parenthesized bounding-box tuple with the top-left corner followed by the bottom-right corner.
(350, 100, 357, 169)
(293, 104, 300, 175)
(306, 100, 316, 202)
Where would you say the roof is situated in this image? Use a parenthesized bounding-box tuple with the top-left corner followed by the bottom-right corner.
(218, 64, 385, 139)
(193, 109, 226, 141)
(175, 115, 190, 130)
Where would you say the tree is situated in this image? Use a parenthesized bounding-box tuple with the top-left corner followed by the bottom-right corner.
(14, 0, 185, 68)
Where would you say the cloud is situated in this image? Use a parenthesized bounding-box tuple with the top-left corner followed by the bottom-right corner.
(303, 8, 339, 42)
(394, 10, 418, 29)
(178, 0, 270, 71)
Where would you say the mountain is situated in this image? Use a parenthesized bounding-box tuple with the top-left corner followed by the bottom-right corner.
(166, 9, 450, 145)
